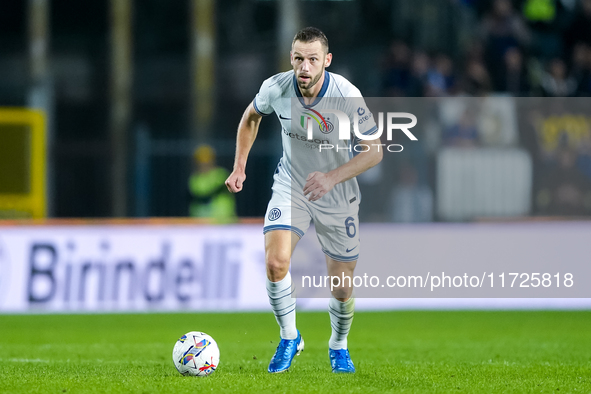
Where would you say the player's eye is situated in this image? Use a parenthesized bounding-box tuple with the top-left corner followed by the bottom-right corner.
(310, 58, 317, 62)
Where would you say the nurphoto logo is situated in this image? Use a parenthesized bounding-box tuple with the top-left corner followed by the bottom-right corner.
(304, 109, 418, 152)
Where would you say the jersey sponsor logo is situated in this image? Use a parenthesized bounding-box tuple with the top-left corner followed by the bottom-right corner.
(357, 111, 372, 126)
(357, 107, 366, 116)
(282, 127, 329, 146)
(268, 208, 281, 221)
(279, 114, 291, 120)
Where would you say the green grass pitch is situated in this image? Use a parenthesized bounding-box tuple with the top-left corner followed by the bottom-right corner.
(1, 311, 590, 393)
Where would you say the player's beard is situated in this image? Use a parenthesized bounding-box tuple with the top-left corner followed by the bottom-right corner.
(298, 67, 324, 91)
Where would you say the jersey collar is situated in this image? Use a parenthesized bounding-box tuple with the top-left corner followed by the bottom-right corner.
(293, 70, 330, 108)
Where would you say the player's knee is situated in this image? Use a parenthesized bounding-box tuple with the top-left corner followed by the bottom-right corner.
(331, 285, 352, 301)
(266, 254, 290, 281)
(329, 274, 354, 300)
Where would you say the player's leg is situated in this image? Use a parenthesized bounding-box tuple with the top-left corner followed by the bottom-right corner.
(326, 256, 357, 373)
(326, 256, 356, 301)
(314, 204, 360, 373)
(326, 256, 356, 350)
(265, 230, 305, 373)
(265, 229, 300, 338)
(263, 185, 311, 373)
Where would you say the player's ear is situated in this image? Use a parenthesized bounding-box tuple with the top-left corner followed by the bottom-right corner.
(325, 53, 332, 68)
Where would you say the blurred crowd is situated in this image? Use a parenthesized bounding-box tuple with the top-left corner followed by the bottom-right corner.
(381, 0, 591, 98)
(374, 0, 591, 221)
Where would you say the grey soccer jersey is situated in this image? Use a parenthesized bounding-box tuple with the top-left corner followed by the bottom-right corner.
(254, 70, 378, 211)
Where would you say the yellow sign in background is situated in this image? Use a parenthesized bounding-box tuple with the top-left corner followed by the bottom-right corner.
(0, 108, 46, 218)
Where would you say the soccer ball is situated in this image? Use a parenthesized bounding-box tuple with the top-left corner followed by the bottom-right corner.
(172, 331, 220, 376)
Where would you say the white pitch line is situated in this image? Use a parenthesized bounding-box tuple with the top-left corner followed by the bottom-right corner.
(5, 358, 50, 363)
(0, 358, 163, 364)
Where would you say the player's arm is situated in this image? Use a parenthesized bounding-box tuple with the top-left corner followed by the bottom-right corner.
(225, 101, 263, 193)
(303, 136, 383, 201)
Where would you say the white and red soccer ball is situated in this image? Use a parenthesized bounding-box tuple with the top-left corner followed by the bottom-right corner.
(172, 331, 220, 377)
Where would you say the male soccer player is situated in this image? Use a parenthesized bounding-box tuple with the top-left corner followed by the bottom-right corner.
(225, 27, 382, 373)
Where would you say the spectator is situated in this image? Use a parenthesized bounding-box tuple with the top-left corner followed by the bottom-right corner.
(541, 57, 577, 96)
(382, 40, 411, 96)
(425, 54, 456, 96)
(188, 144, 236, 223)
(502, 46, 531, 95)
(571, 43, 591, 96)
(465, 40, 486, 64)
(407, 51, 430, 96)
(481, 0, 531, 90)
(564, 0, 591, 55)
(461, 58, 492, 95)
(522, 0, 562, 59)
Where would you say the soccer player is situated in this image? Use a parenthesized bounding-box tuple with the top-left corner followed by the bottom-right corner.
(225, 27, 382, 373)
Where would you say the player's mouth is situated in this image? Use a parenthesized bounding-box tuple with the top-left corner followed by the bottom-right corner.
(299, 75, 311, 83)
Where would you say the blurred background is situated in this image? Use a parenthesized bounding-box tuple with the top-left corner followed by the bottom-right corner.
(2, 0, 591, 221)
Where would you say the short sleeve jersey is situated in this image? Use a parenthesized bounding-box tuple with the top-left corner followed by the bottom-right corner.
(254, 70, 378, 211)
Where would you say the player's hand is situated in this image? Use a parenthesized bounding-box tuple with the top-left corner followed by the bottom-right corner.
(225, 170, 246, 193)
(303, 171, 336, 202)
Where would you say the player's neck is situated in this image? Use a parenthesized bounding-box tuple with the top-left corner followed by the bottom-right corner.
(299, 71, 326, 105)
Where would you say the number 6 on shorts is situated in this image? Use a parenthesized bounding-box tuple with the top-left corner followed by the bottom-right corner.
(345, 217, 356, 238)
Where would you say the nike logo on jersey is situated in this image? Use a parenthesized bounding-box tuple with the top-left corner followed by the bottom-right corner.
(346, 246, 358, 253)
(279, 114, 291, 120)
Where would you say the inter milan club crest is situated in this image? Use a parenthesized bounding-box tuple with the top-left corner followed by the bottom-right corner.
(319, 117, 334, 134)
(268, 208, 281, 221)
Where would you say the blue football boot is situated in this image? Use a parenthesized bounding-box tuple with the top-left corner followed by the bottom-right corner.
(268, 331, 304, 373)
(329, 348, 355, 373)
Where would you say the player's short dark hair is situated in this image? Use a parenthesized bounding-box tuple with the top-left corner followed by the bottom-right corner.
(292, 27, 329, 53)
